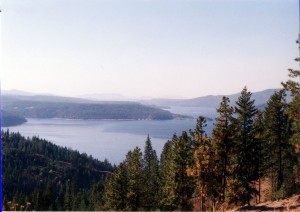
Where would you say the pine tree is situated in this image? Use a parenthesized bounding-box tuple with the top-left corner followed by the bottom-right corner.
(144, 135, 154, 173)
(190, 116, 207, 148)
(282, 57, 300, 190)
(64, 182, 73, 211)
(89, 178, 106, 211)
(44, 181, 55, 210)
(212, 96, 235, 209)
(72, 192, 83, 211)
(32, 188, 43, 210)
(282, 68, 300, 145)
(126, 147, 145, 211)
(263, 90, 295, 198)
(163, 132, 194, 211)
(143, 135, 160, 210)
(188, 116, 215, 211)
(103, 162, 128, 210)
(232, 87, 259, 205)
(159, 137, 175, 210)
(253, 110, 264, 203)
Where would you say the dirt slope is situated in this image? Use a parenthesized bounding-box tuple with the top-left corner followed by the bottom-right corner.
(235, 195, 300, 211)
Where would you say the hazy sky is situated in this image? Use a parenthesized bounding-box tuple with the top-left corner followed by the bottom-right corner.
(1, 0, 298, 98)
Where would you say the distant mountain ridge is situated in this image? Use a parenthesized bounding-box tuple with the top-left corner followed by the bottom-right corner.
(141, 89, 282, 108)
(2, 88, 282, 107)
(2, 89, 285, 124)
(78, 93, 134, 101)
(2, 89, 35, 96)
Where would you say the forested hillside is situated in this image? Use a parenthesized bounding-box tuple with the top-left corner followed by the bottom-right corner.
(3, 79, 300, 211)
(2, 96, 182, 120)
(102, 90, 300, 211)
(2, 131, 114, 211)
(102, 60, 300, 211)
(2, 111, 27, 127)
(3, 53, 300, 211)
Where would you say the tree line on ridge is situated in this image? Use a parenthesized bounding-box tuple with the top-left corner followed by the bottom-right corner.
(2, 56, 300, 211)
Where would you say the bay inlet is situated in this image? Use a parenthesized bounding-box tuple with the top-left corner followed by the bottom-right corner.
(5, 106, 217, 164)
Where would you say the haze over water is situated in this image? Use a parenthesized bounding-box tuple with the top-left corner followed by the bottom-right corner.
(5, 107, 216, 164)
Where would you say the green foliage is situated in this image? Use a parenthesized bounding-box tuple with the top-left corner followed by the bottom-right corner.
(190, 116, 207, 148)
(4, 58, 300, 211)
(212, 97, 235, 208)
(167, 132, 195, 211)
(125, 147, 145, 210)
(282, 60, 300, 186)
(89, 179, 106, 211)
(103, 136, 159, 211)
(188, 116, 218, 211)
(262, 90, 296, 197)
(253, 110, 264, 203)
(2, 130, 114, 211)
(232, 87, 259, 205)
(159, 137, 175, 210)
(143, 135, 160, 210)
(103, 162, 128, 210)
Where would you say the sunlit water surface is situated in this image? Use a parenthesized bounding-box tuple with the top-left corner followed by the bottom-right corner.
(5, 107, 217, 164)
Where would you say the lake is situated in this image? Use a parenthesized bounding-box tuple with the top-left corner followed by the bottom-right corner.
(4, 106, 217, 164)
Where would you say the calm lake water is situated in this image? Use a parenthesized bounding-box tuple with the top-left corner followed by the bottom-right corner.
(5, 107, 217, 164)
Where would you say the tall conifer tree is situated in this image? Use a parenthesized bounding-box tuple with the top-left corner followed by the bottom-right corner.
(253, 110, 264, 203)
(102, 162, 128, 210)
(282, 59, 300, 147)
(188, 116, 216, 211)
(232, 87, 258, 205)
(159, 137, 176, 210)
(143, 135, 160, 210)
(190, 116, 207, 149)
(126, 147, 145, 211)
(171, 132, 194, 211)
(212, 96, 235, 208)
(282, 57, 300, 187)
(263, 90, 295, 197)
(160, 132, 194, 210)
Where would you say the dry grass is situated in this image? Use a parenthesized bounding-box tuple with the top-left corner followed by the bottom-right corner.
(233, 178, 300, 211)
(234, 195, 300, 211)
(192, 178, 300, 211)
